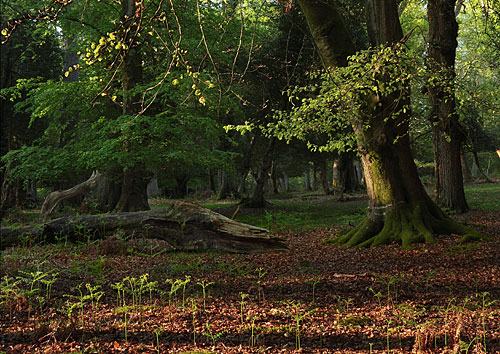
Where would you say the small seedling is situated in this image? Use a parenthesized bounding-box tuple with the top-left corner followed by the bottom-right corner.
(376, 273, 401, 305)
(153, 327, 162, 354)
(478, 291, 498, 352)
(239, 293, 249, 324)
(111, 281, 125, 307)
(181, 275, 191, 309)
(166, 278, 183, 321)
(283, 300, 316, 350)
(249, 315, 259, 349)
(443, 297, 456, 347)
(189, 298, 198, 345)
(253, 267, 267, 301)
(305, 277, 321, 303)
(85, 283, 103, 325)
(368, 287, 384, 309)
(197, 280, 214, 312)
(0, 275, 21, 319)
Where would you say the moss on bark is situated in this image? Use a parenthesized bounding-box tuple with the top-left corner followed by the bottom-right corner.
(329, 196, 483, 249)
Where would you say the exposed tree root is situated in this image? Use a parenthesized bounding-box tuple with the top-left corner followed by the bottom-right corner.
(330, 196, 483, 248)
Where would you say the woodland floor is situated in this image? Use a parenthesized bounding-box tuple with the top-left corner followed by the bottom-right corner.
(1, 191, 500, 354)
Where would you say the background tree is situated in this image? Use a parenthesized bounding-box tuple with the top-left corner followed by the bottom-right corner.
(1, 0, 62, 214)
(426, 0, 469, 213)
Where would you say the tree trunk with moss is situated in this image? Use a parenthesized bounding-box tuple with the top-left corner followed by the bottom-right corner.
(298, 0, 481, 248)
(427, 0, 468, 213)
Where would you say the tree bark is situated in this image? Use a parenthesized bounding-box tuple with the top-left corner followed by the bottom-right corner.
(427, 0, 469, 213)
(0, 202, 288, 253)
(115, 166, 150, 212)
(40, 171, 101, 221)
(317, 159, 331, 195)
(96, 173, 122, 212)
(114, 0, 150, 212)
(332, 153, 362, 198)
(243, 138, 276, 207)
(461, 149, 472, 182)
(270, 162, 279, 194)
(298, 0, 481, 247)
(304, 167, 312, 191)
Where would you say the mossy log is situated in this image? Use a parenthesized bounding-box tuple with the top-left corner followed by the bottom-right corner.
(0, 201, 288, 253)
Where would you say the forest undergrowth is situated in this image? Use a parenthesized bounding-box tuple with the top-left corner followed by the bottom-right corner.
(0, 188, 499, 354)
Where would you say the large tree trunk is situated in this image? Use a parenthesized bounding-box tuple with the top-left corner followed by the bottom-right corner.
(298, 0, 481, 248)
(427, 0, 469, 213)
(115, 166, 150, 212)
(0, 202, 288, 253)
(96, 173, 122, 212)
(333, 152, 363, 197)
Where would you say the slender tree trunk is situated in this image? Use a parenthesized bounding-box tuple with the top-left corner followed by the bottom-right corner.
(298, 0, 480, 247)
(281, 171, 290, 192)
(270, 162, 279, 194)
(318, 159, 331, 195)
(114, 0, 150, 212)
(472, 151, 494, 183)
(208, 169, 216, 193)
(218, 171, 230, 199)
(147, 177, 160, 198)
(332, 153, 362, 197)
(175, 176, 189, 198)
(304, 168, 312, 191)
(235, 136, 256, 196)
(312, 164, 318, 190)
(461, 149, 472, 182)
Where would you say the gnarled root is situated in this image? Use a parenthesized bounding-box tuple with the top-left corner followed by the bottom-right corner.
(330, 196, 483, 248)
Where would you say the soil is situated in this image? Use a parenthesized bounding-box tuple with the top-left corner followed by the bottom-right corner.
(0, 206, 499, 354)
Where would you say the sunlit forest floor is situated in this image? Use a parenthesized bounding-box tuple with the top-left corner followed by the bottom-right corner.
(1, 183, 499, 353)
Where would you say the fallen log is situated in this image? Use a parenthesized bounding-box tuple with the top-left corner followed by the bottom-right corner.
(1, 201, 288, 253)
(40, 171, 101, 221)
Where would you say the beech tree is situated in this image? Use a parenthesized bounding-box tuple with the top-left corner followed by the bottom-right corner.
(297, 0, 480, 247)
(427, 0, 469, 213)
